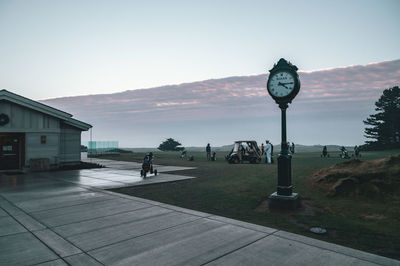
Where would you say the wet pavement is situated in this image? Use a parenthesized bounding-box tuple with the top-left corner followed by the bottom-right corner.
(44, 168, 197, 189)
(0, 169, 399, 265)
(29, 154, 197, 189)
(77, 155, 197, 189)
(82, 154, 197, 173)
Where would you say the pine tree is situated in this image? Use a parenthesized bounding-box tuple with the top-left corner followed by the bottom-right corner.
(158, 138, 184, 151)
(363, 86, 400, 149)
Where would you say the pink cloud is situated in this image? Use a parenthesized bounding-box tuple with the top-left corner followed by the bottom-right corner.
(42, 59, 400, 124)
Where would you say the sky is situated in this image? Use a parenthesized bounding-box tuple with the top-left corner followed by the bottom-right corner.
(42, 59, 400, 147)
(0, 0, 399, 100)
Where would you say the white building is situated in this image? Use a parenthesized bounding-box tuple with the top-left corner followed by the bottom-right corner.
(0, 90, 91, 170)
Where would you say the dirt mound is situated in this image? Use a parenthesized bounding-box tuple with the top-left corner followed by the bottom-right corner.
(311, 155, 400, 197)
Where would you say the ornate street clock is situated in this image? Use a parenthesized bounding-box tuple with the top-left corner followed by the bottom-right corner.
(266, 58, 301, 209)
(267, 58, 300, 104)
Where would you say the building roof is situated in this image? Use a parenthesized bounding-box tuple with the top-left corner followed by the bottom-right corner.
(0, 89, 92, 131)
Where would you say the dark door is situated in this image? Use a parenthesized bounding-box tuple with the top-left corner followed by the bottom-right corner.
(0, 134, 21, 170)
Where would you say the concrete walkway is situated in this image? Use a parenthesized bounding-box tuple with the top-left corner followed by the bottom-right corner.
(68, 156, 199, 189)
(82, 154, 197, 173)
(0, 170, 398, 265)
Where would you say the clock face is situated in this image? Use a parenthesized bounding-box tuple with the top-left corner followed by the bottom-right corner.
(268, 71, 295, 98)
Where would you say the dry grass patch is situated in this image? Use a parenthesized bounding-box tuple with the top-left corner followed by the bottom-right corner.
(311, 155, 400, 197)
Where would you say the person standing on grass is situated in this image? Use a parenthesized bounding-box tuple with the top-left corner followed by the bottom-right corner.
(354, 145, 360, 158)
(265, 140, 272, 164)
(180, 150, 187, 159)
(261, 143, 265, 155)
(322, 146, 328, 157)
(271, 142, 274, 163)
(206, 143, 211, 161)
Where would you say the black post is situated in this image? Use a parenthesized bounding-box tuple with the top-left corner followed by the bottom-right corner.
(268, 101, 298, 209)
(277, 103, 292, 196)
(280, 103, 288, 152)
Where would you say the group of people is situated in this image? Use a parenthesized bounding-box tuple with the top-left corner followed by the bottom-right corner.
(260, 141, 273, 164)
(206, 143, 216, 161)
(261, 141, 296, 164)
(321, 145, 361, 158)
(180, 150, 194, 161)
(207, 141, 295, 164)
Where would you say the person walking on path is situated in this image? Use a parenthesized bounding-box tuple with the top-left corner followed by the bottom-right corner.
(261, 143, 265, 155)
(265, 140, 272, 164)
(206, 143, 211, 161)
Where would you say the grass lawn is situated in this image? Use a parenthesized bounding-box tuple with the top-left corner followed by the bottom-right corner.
(106, 149, 400, 260)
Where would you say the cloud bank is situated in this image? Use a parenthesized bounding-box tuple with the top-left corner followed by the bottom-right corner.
(42, 59, 400, 147)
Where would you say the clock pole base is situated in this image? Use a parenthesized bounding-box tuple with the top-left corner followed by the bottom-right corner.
(268, 192, 300, 210)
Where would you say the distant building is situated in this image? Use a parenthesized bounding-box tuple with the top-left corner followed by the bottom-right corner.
(0, 90, 92, 170)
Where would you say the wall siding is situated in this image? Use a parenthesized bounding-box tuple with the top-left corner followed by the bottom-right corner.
(1, 100, 84, 167)
(25, 133, 60, 165)
(60, 123, 81, 163)
(0, 100, 60, 132)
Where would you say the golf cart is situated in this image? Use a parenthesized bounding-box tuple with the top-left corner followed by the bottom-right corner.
(226, 140, 262, 164)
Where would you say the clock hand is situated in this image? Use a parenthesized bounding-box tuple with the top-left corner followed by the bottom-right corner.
(278, 82, 289, 89)
(280, 82, 294, 85)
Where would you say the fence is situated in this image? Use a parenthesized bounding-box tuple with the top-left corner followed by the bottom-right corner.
(87, 141, 119, 156)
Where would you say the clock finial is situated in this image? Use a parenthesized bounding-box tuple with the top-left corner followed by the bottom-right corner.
(273, 58, 298, 71)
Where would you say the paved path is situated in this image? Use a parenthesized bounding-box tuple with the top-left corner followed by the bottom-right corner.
(0, 170, 398, 265)
(82, 155, 197, 173)
(69, 156, 198, 189)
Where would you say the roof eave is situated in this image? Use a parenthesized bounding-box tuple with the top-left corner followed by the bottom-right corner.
(63, 118, 92, 131)
(0, 90, 73, 120)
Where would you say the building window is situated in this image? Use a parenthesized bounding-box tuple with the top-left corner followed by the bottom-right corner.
(41, 136, 46, 144)
(2, 145, 12, 151)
